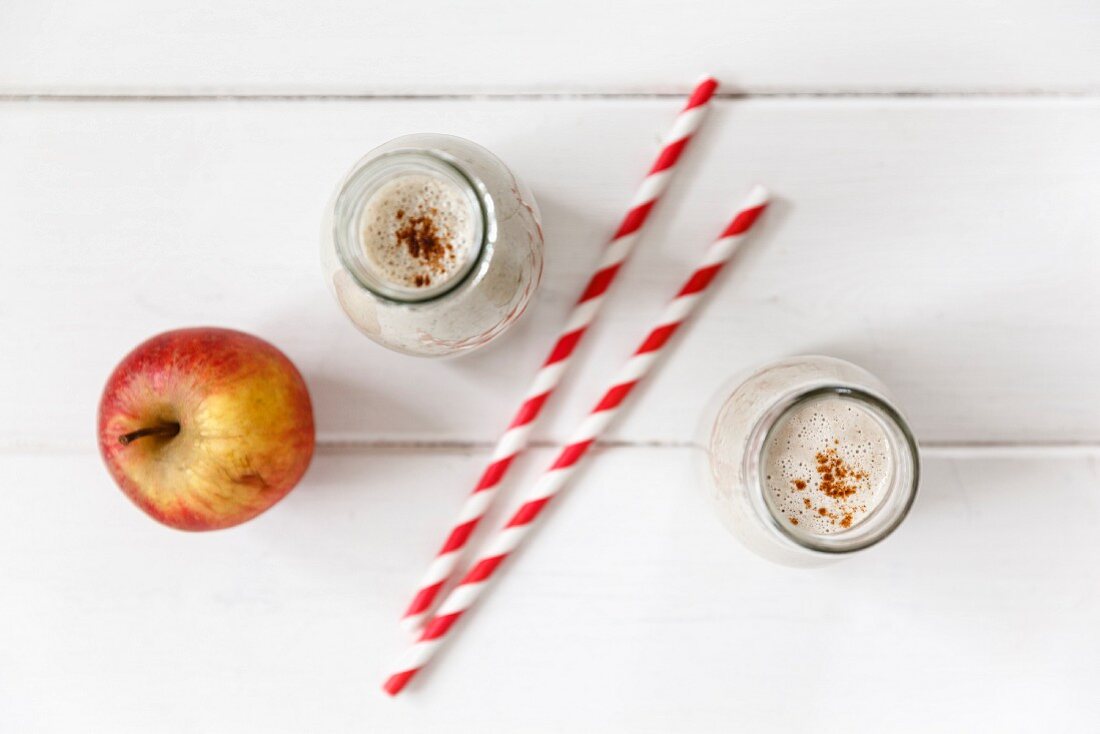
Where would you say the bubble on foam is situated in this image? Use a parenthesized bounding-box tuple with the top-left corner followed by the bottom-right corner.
(359, 172, 477, 291)
(763, 395, 893, 536)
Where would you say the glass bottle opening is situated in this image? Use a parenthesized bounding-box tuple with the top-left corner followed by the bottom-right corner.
(332, 150, 487, 303)
(749, 386, 919, 554)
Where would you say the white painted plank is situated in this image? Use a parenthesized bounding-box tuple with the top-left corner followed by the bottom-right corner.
(1, 1, 1098, 94)
(1, 448, 1097, 731)
(0, 99, 1098, 447)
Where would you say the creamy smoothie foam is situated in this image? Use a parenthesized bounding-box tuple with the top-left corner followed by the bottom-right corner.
(762, 394, 893, 536)
(359, 172, 479, 296)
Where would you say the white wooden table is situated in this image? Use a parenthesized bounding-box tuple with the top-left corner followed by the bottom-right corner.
(3, 2, 1099, 731)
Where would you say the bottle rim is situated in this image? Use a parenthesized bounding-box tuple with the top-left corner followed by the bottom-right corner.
(745, 384, 920, 554)
(331, 149, 489, 304)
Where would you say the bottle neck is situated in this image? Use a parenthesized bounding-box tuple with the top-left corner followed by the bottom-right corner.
(747, 385, 919, 555)
(333, 150, 486, 303)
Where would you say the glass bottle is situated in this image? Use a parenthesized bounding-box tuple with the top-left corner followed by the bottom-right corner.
(700, 356, 920, 566)
(321, 134, 543, 357)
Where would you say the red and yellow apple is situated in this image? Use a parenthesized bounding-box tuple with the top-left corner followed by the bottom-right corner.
(97, 328, 315, 530)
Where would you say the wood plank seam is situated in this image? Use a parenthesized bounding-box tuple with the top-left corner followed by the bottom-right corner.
(3, 90, 1100, 103)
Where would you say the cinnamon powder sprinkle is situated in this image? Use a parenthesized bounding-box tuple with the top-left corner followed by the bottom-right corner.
(778, 441, 876, 532)
(396, 215, 446, 261)
(394, 212, 455, 286)
(814, 447, 868, 499)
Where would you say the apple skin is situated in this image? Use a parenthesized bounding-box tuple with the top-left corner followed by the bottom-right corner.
(97, 328, 315, 531)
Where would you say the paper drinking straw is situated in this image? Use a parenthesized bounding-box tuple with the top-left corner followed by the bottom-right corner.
(400, 76, 721, 631)
(384, 186, 770, 695)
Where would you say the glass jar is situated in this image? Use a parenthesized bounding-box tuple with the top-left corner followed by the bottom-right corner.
(700, 356, 919, 566)
(321, 134, 544, 357)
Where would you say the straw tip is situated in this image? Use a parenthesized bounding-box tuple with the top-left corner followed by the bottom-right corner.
(744, 184, 770, 207)
(684, 76, 719, 109)
(692, 75, 719, 96)
(383, 673, 411, 697)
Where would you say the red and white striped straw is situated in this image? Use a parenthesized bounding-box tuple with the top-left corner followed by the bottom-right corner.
(384, 186, 770, 696)
(400, 76, 720, 631)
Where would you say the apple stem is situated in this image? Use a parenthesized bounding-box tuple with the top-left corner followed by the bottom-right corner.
(118, 422, 181, 445)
